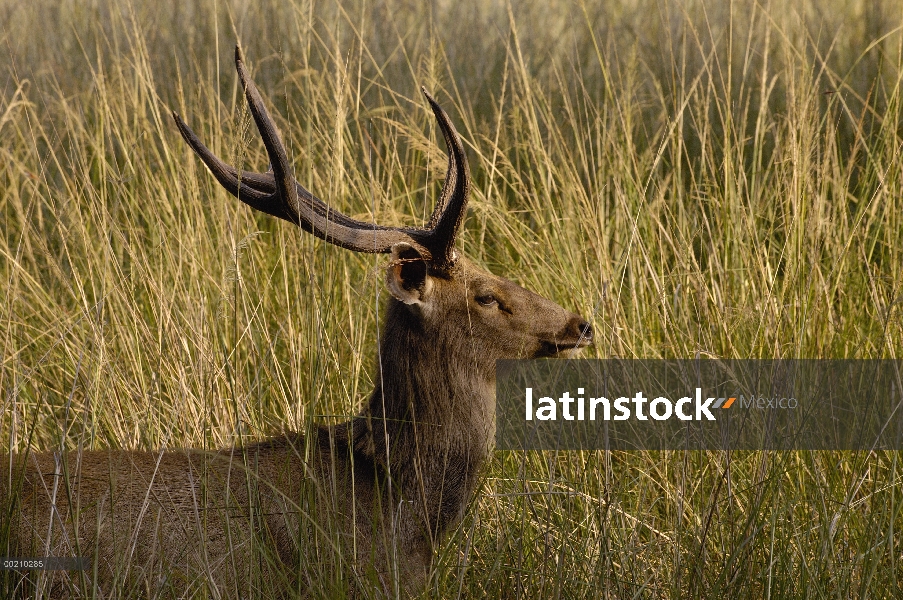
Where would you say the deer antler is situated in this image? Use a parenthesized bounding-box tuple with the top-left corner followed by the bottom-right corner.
(172, 46, 470, 270)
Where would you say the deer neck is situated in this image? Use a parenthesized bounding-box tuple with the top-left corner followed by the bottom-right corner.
(358, 300, 495, 488)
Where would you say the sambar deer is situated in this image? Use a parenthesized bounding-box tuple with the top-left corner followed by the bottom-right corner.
(2, 47, 592, 598)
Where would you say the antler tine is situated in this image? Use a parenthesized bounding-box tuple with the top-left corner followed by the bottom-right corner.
(172, 112, 294, 221)
(233, 47, 302, 217)
(420, 88, 470, 269)
(173, 112, 403, 230)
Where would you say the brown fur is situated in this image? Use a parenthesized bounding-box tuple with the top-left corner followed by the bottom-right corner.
(2, 254, 589, 598)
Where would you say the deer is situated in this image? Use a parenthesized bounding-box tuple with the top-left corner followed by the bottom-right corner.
(2, 47, 592, 598)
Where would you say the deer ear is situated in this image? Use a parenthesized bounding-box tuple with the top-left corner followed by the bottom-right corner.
(386, 243, 433, 305)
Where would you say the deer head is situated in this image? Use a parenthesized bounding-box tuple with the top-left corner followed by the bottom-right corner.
(171, 47, 592, 388)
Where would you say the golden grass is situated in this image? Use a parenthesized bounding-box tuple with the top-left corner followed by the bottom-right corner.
(2, 0, 902, 596)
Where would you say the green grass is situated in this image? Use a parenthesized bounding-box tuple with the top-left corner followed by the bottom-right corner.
(2, 0, 902, 597)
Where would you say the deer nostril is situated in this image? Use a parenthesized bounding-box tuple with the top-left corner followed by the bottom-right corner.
(577, 320, 593, 342)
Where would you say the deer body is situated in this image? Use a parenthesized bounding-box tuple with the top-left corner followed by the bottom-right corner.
(2, 48, 591, 597)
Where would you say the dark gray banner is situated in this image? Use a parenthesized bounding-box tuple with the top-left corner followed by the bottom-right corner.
(496, 360, 903, 450)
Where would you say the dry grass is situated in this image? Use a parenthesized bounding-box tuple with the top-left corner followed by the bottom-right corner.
(2, 0, 902, 597)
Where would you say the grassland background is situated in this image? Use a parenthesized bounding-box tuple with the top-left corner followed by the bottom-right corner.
(2, 0, 903, 597)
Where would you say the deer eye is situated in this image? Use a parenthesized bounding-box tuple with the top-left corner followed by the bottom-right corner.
(475, 294, 498, 307)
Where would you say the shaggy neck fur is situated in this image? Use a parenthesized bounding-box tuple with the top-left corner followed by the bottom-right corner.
(351, 297, 495, 538)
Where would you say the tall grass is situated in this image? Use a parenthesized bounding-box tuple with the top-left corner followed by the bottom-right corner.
(1, 0, 902, 597)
